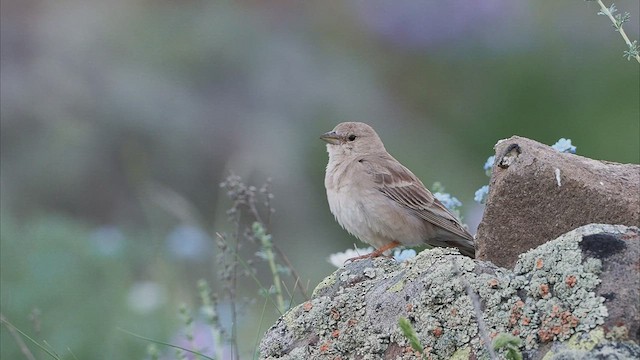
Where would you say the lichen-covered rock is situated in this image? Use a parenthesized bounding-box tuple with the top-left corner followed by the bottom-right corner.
(259, 224, 639, 359)
(542, 328, 640, 359)
(579, 226, 640, 343)
(476, 136, 640, 269)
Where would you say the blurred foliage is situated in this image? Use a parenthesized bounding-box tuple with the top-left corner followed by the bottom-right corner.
(1, 0, 638, 358)
(0, 214, 169, 358)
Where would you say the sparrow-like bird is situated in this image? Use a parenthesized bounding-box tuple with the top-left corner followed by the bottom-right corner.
(320, 122, 475, 260)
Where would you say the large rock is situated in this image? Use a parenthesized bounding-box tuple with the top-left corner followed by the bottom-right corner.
(259, 224, 639, 359)
(476, 136, 640, 268)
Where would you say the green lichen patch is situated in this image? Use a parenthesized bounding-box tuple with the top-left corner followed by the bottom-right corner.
(312, 269, 338, 298)
(542, 327, 640, 359)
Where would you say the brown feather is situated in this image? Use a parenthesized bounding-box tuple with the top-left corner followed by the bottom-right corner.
(362, 154, 474, 244)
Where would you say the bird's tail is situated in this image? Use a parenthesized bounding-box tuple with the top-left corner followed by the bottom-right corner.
(455, 241, 475, 258)
(430, 231, 476, 258)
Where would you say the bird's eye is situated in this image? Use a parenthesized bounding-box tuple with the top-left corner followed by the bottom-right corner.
(348, 135, 356, 141)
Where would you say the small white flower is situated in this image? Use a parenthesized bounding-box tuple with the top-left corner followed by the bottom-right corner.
(393, 249, 416, 262)
(328, 247, 418, 267)
(327, 247, 373, 267)
(474, 185, 490, 204)
(483, 155, 496, 172)
(551, 138, 576, 154)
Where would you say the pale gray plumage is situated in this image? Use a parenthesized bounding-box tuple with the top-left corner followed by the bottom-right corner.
(321, 122, 475, 258)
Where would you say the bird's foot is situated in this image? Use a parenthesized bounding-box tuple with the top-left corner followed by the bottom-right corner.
(344, 241, 401, 264)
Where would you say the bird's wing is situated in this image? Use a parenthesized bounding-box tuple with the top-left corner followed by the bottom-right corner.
(361, 154, 473, 241)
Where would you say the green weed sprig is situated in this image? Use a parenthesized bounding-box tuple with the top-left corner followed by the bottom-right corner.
(253, 222, 286, 313)
(493, 333, 523, 360)
(398, 317, 424, 356)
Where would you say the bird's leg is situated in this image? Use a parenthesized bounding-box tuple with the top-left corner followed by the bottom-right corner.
(345, 241, 401, 263)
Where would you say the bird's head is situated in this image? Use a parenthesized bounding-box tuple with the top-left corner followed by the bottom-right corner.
(320, 122, 386, 158)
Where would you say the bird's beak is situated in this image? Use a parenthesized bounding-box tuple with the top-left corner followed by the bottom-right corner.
(320, 131, 342, 145)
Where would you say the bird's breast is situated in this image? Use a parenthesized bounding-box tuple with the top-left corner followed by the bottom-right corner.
(326, 181, 369, 238)
(325, 160, 370, 235)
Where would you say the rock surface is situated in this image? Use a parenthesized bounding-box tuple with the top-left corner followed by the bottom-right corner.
(476, 136, 640, 269)
(259, 224, 639, 359)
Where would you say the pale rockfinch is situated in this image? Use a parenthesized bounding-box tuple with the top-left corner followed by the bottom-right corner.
(320, 122, 475, 260)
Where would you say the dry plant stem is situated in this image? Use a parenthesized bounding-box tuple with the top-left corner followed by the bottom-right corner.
(216, 233, 284, 316)
(273, 246, 310, 300)
(283, 276, 302, 311)
(118, 328, 215, 360)
(0, 313, 37, 360)
(42, 341, 60, 358)
(248, 200, 309, 300)
(230, 220, 241, 360)
(596, 0, 640, 63)
(66, 347, 78, 359)
(253, 296, 270, 360)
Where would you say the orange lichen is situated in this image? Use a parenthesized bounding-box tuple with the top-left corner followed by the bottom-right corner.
(510, 300, 525, 325)
(330, 308, 340, 320)
(319, 341, 330, 353)
(538, 329, 553, 342)
(560, 311, 579, 327)
(537, 305, 581, 343)
(539, 284, 549, 297)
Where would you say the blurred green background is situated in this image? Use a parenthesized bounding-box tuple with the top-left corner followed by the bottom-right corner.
(1, 0, 638, 359)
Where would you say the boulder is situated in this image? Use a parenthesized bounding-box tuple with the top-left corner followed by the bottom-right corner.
(476, 136, 640, 268)
(259, 224, 640, 359)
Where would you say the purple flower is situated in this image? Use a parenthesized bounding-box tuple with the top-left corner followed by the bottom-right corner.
(351, 0, 514, 48)
(163, 322, 231, 360)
